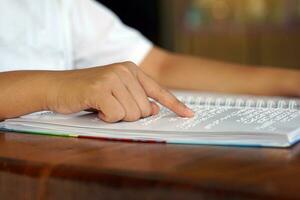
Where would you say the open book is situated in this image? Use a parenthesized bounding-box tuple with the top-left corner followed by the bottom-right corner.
(1, 91, 300, 148)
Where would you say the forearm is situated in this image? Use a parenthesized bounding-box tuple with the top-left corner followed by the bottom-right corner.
(0, 71, 57, 120)
(0, 64, 193, 122)
(141, 47, 300, 96)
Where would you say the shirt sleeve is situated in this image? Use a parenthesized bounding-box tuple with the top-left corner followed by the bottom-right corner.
(71, 0, 153, 69)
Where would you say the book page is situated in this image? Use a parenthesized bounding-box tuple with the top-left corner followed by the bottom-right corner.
(12, 99, 300, 135)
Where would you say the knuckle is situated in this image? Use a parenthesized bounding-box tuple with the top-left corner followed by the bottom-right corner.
(88, 75, 119, 93)
(149, 86, 166, 101)
(125, 111, 141, 122)
(157, 86, 167, 95)
(87, 81, 102, 93)
(122, 61, 137, 67)
(122, 61, 138, 73)
(147, 87, 157, 97)
(113, 63, 131, 74)
(170, 99, 183, 110)
(165, 96, 178, 106)
(88, 82, 105, 94)
(103, 72, 119, 83)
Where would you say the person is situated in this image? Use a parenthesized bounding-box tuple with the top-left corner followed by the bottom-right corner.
(0, 0, 299, 123)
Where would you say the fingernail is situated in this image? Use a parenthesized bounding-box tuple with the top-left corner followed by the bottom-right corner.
(184, 107, 195, 117)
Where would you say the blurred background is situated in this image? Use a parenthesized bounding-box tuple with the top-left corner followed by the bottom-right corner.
(98, 0, 300, 69)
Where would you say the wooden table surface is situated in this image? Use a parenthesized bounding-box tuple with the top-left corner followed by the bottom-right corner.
(1, 131, 300, 200)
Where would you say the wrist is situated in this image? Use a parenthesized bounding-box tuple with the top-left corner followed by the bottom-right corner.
(38, 71, 67, 111)
(42, 69, 84, 112)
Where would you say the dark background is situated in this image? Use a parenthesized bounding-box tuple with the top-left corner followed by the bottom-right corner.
(97, 0, 160, 45)
(96, 0, 300, 68)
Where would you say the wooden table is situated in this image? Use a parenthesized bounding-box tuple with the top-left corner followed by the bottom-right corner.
(1, 131, 300, 200)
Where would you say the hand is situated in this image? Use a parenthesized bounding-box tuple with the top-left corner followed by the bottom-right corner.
(47, 62, 194, 122)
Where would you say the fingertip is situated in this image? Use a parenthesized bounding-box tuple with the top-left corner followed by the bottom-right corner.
(183, 107, 195, 118)
(98, 112, 106, 121)
(150, 102, 160, 115)
(176, 102, 195, 118)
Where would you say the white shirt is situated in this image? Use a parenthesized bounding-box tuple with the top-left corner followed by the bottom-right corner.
(0, 0, 153, 72)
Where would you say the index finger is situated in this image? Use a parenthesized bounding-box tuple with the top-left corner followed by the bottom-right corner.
(138, 72, 194, 118)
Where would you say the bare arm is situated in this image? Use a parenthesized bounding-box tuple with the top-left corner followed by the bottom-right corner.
(141, 47, 300, 96)
(0, 71, 54, 120)
(0, 63, 193, 121)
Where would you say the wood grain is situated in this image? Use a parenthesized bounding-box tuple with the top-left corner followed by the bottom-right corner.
(1, 131, 300, 200)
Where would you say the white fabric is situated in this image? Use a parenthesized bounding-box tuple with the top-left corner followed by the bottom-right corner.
(0, 0, 153, 72)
